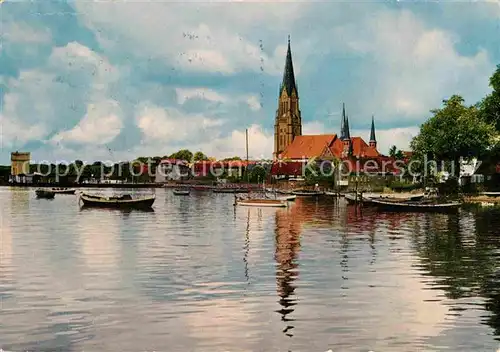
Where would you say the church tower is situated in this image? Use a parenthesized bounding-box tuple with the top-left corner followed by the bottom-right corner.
(369, 115, 377, 148)
(340, 103, 352, 157)
(274, 36, 302, 160)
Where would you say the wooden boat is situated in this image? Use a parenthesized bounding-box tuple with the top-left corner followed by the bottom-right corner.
(265, 192, 296, 201)
(213, 188, 249, 194)
(324, 191, 340, 196)
(369, 198, 461, 212)
(173, 189, 190, 195)
(234, 198, 288, 208)
(291, 189, 324, 196)
(365, 193, 425, 201)
(35, 189, 55, 199)
(51, 187, 76, 194)
(79, 193, 155, 208)
(345, 193, 374, 205)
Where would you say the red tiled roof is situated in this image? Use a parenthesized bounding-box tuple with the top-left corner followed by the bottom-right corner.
(280, 135, 336, 160)
(281, 134, 380, 160)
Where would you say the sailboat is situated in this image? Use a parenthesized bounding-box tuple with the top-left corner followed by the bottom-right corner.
(234, 129, 289, 208)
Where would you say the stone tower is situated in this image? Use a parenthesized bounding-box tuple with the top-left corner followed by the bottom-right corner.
(274, 36, 302, 160)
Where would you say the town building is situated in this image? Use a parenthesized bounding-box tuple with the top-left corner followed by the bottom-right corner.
(271, 38, 398, 185)
(9, 151, 31, 183)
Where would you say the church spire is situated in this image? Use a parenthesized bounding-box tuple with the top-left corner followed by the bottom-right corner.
(345, 113, 351, 140)
(369, 115, 377, 148)
(281, 35, 297, 96)
(340, 103, 346, 139)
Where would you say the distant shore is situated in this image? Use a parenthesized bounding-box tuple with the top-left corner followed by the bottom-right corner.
(1, 182, 165, 188)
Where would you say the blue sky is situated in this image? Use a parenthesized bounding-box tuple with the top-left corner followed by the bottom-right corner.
(1, 0, 500, 164)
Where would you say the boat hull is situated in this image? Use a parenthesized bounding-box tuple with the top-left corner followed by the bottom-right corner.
(370, 199, 460, 213)
(51, 188, 76, 194)
(236, 200, 287, 207)
(213, 189, 250, 194)
(35, 190, 55, 199)
(173, 190, 190, 195)
(80, 194, 155, 209)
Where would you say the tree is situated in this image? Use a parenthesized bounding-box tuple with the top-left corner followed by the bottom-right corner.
(411, 95, 495, 178)
(223, 156, 242, 161)
(169, 149, 193, 162)
(193, 151, 209, 161)
(389, 145, 404, 160)
(478, 64, 500, 131)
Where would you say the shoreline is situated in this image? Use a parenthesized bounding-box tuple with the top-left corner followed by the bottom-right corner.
(1, 183, 165, 188)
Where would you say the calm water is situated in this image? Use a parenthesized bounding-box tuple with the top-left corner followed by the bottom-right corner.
(1, 187, 500, 351)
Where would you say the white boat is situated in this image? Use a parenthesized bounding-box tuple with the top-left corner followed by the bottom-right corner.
(324, 191, 339, 196)
(235, 198, 288, 208)
(265, 192, 296, 201)
(173, 189, 190, 195)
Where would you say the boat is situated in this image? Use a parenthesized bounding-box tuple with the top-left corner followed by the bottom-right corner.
(324, 191, 340, 196)
(234, 198, 288, 208)
(35, 189, 55, 199)
(213, 188, 249, 194)
(369, 198, 461, 212)
(51, 187, 76, 194)
(79, 193, 155, 209)
(481, 192, 500, 197)
(265, 192, 296, 201)
(291, 189, 324, 196)
(173, 189, 190, 195)
(345, 193, 374, 205)
(364, 192, 425, 201)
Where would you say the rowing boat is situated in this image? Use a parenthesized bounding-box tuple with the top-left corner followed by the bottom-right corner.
(369, 198, 461, 212)
(234, 198, 288, 207)
(173, 189, 190, 195)
(35, 189, 55, 199)
(79, 193, 155, 209)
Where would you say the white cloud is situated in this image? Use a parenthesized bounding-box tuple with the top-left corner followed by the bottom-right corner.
(334, 9, 493, 119)
(51, 100, 123, 146)
(175, 87, 228, 105)
(175, 87, 261, 111)
(1, 22, 52, 44)
(352, 127, 420, 154)
(73, 2, 305, 74)
(135, 103, 225, 143)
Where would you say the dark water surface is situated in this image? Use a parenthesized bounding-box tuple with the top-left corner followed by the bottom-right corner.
(1, 187, 500, 351)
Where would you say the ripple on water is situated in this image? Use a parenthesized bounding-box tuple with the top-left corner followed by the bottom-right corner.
(1, 189, 500, 351)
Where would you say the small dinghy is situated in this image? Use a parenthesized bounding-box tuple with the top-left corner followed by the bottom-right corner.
(291, 189, 324, 196)
(35, 189, 55, 199)
(370, 198, 461, 212)
(79, 193, 155, 209)
(234, 198, 288, 208)
(51, 187, 76, 194)
(173, 189, 190, 196)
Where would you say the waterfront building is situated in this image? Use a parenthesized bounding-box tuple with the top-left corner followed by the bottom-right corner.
(9, 151, 31, 183)
(271, 37, 398, 184)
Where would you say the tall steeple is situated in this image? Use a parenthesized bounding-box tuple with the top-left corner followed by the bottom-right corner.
(369, 115, 377, 148)
(340, 103, 346, 140)
(345, 113, 351, 140)
(281, 35, 298, 97)
(273, 36, 302, 160)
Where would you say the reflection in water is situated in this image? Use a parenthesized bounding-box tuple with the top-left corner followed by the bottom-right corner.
(3, 190, 500, 351)
(275, 206, 301, 338)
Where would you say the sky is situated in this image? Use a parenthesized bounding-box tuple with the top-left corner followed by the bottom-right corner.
(1, 0, 500, 164)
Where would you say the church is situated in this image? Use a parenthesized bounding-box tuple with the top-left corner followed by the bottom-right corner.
(273, 37, 381, 163)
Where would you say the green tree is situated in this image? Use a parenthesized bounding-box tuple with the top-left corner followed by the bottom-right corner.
(389, 145, 404, 160)
(169, 149, 193, 162)
(223, 156, 242, 161)
(411, 95, 495, 178)
(478, 64, 500, 131)
(193, 151, 209, 161)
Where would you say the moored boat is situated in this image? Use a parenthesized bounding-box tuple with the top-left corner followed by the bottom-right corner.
(213, 188, 250, 194)
(51, 188, 76, 194)
(79, 193, 155, 209)
(35, 189, 55, 199)
(234, 198, 288, 208)
(265, 192, 296, 201)
(369, 198, 461, 212)
(173, 189, 190, 195)
(291, 189, 324, 196)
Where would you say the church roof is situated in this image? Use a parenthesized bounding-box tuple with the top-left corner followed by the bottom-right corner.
(280, 134, 379, 160)
(280, 36, 298, 96)
(280, 134, 337, 160)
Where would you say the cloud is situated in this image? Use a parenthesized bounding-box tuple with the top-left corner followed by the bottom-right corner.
(1, 22, 51, 44)
(175, 87, 261, 111)
(51, 100, 123, 146)
(332, 9, 494, 120)
(135, 103, 225, 143)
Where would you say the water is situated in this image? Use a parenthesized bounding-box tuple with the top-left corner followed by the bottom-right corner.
(1, 187, 500, 351)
